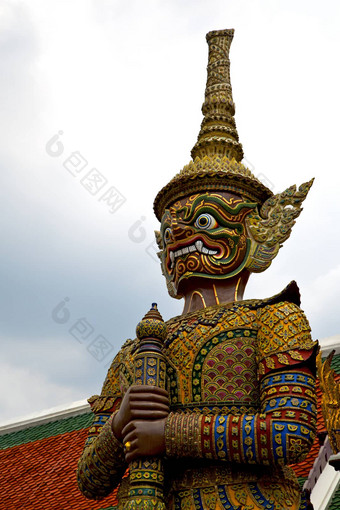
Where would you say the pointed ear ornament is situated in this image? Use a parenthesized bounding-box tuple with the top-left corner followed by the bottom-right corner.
(245, 179, 314, 273)
(155, 230, 162, 250)
(154, 230, 181, 299)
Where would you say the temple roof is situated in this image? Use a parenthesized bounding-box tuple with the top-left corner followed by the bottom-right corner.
(0, 402, 118, 510)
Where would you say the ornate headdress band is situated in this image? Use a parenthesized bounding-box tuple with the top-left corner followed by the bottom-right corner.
(153, 29, 273, 221)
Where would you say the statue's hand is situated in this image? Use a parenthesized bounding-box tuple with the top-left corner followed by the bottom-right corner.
(111, 385, 170, 441)
(121, 417, 167, 462)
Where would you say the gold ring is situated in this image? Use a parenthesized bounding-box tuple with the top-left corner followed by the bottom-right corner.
(124, 441, 131, 452)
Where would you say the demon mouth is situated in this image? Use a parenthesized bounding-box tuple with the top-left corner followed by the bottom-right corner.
(169, 240, 218, 269)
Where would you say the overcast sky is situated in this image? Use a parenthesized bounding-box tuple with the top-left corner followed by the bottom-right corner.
(1, 0, 339, 423)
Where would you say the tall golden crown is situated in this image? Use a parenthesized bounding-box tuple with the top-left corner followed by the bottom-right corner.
(154, 29, 313, 275)
(153, 29, 273, 221)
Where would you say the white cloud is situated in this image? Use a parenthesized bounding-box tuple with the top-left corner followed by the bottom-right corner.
(303, 264, 340, 339)
(0, 360, 79, 422)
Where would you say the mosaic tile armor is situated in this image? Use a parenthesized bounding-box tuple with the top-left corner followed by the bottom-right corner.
(77, 285, 318, 509)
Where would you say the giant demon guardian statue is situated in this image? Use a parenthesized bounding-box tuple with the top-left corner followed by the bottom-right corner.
(77, 29, 317, 510)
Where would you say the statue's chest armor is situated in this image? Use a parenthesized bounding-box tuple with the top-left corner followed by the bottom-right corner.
(164, 306, 260, 414)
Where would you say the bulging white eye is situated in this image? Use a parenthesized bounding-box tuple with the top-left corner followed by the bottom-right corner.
(163, 227, 172, 243)
(194, 213, 218, 230)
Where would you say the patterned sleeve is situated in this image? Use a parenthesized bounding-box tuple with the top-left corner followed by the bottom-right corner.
(77, 340, 135, 499)
(165, 302, 319, 467)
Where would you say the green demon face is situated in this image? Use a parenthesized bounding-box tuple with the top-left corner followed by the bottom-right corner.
(158, 191, 257, 296)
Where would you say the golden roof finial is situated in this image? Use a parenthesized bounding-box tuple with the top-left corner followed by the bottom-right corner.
(191, 29, 243, 161)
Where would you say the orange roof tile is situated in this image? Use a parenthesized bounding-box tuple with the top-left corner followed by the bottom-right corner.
(0, 428, 118, 510)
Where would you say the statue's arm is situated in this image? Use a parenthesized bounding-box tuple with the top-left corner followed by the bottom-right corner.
(77, 404, 127, 499)
(77, 349, 130, 500)
(165, 303, 318, 467)
(165, 364, 317, 466)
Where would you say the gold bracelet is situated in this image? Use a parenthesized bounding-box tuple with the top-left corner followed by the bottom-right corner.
(165, 412, 201, 458)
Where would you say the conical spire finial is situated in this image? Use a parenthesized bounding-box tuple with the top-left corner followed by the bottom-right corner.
(191, 29, 243, 161)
